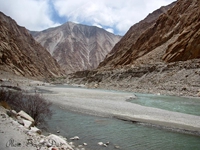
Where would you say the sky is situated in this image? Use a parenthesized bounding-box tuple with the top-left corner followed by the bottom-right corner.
(0, 0, 175, 35)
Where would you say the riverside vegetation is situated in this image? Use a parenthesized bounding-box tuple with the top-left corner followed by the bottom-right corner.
(0, 88, 52, 125)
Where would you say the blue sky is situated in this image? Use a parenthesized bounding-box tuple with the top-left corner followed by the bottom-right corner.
(0, 0, 175, 35)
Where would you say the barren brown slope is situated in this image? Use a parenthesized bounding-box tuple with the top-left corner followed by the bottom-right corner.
(0, 12, 64, 79)
(99, 2, 175, 69)
(31, 22, 121, 74)
(66, 0, 200, 97)
(99, 0, 200, 69)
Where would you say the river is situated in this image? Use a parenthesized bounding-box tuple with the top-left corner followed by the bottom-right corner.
(38, 85, 200, 150)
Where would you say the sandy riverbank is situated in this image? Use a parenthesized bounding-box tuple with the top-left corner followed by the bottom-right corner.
(0, 106, 77, 150)
(1, 68, 200, 150)
(38, 85, 200, 135)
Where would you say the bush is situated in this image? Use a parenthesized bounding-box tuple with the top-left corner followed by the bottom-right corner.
(21, 94, 52, 125)
(0, 88, 52, 125)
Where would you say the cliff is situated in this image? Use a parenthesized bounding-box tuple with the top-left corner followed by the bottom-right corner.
(102, 2, 176, 67)
(0, 12, 64, 79)
(67, 0, 200, 97)
(99, 0, 200, 69)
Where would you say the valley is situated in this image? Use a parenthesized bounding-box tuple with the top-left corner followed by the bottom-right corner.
(0, 0, 200, 149)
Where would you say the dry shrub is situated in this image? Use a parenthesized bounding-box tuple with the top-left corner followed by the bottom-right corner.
(0, 88, 52, 125)
(21, 94, 52, 125)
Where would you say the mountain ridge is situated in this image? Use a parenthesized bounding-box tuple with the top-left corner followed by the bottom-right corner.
(98, 1, 176, 69)
(0, 12, 64, 79)
(66, 0, 200, 97)
(31, 22, 121, 74)
(98, 0, 200, 69)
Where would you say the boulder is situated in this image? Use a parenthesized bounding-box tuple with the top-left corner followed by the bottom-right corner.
(18, 110, 34, 122)
(39, 139, 45, 144)
(129, 95, 137, 99)
(11, 110, 17, 115)
(126, 95, 137, 101)
(94, 83, 98, 88)
(70, 136, 80, 140)
(115, 145, 120, 149)
(17, 118, 24, 125)
(98, 142, 104, 146)
(103, 144, 108, 147)
(22, 119, 33, 128)
(0, 113, 6, 118)
(197, 89, 200, 97)
(30, 126, 41, 134)
(83, 143, 87, 146)
(98, 141, 109, 147)
(48, 147, 59, 150)
(46, 134, 73, 150)
(6, 110, 17, 118)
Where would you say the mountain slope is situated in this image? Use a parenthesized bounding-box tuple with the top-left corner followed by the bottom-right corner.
(98, 2, 175, 69)
(0, 12, 64, 79)
(66, 0, 200, 97)
(99, 0, 200, 69)
(31, 22, 121, 74)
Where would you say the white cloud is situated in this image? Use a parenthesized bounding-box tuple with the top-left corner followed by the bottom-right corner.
(0, 0, 175, 34)
(0, 0, 60, 31)
(54, 0, 175, 35)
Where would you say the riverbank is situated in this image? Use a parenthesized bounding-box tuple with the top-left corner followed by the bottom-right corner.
(0, 71, 200, 149)
(37, 85, 200, 135)
(0, 105, 78, 150)
(66, 59, 200, 98)
(0, 72, 88, 150)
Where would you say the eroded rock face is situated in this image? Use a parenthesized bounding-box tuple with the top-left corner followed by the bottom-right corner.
(98, 2, 175, 69)
(67, 0, 200, 97)
(31, 22, 121, 74)
(99, 0, 200, 69)
(162, 0, 200, 62)
(0, 12, 64, 79)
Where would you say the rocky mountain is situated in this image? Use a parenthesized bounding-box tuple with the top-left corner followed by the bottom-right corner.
(99, 0, 200, 69)
(31, 22, 121, 74)
(105, 2, 176, 61)
(66, 0, 200, 97)
(0, 12, 64, 79)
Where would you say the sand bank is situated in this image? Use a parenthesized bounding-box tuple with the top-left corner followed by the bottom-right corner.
(38, 86, 200, 135)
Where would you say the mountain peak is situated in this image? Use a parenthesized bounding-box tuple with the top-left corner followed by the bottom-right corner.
(62, 21, 77, 29)
(32, 22, 121, 74)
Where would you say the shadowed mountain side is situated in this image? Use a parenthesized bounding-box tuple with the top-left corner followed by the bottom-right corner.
(66, 0, 200, 97)
(0, 12, 64, 79)
(98, 2, 176, 69)
(99, 0, 200, 69)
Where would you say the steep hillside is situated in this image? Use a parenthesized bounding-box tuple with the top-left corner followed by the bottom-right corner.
(104, 2, 176, 66)
(31, 22, 121, 74)
(99, 0, 200, 69)
(0, 12, 64, 79)
(66, 0, 200, 97)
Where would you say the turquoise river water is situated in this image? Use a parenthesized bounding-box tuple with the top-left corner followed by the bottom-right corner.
(43, 87, 200, 150)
